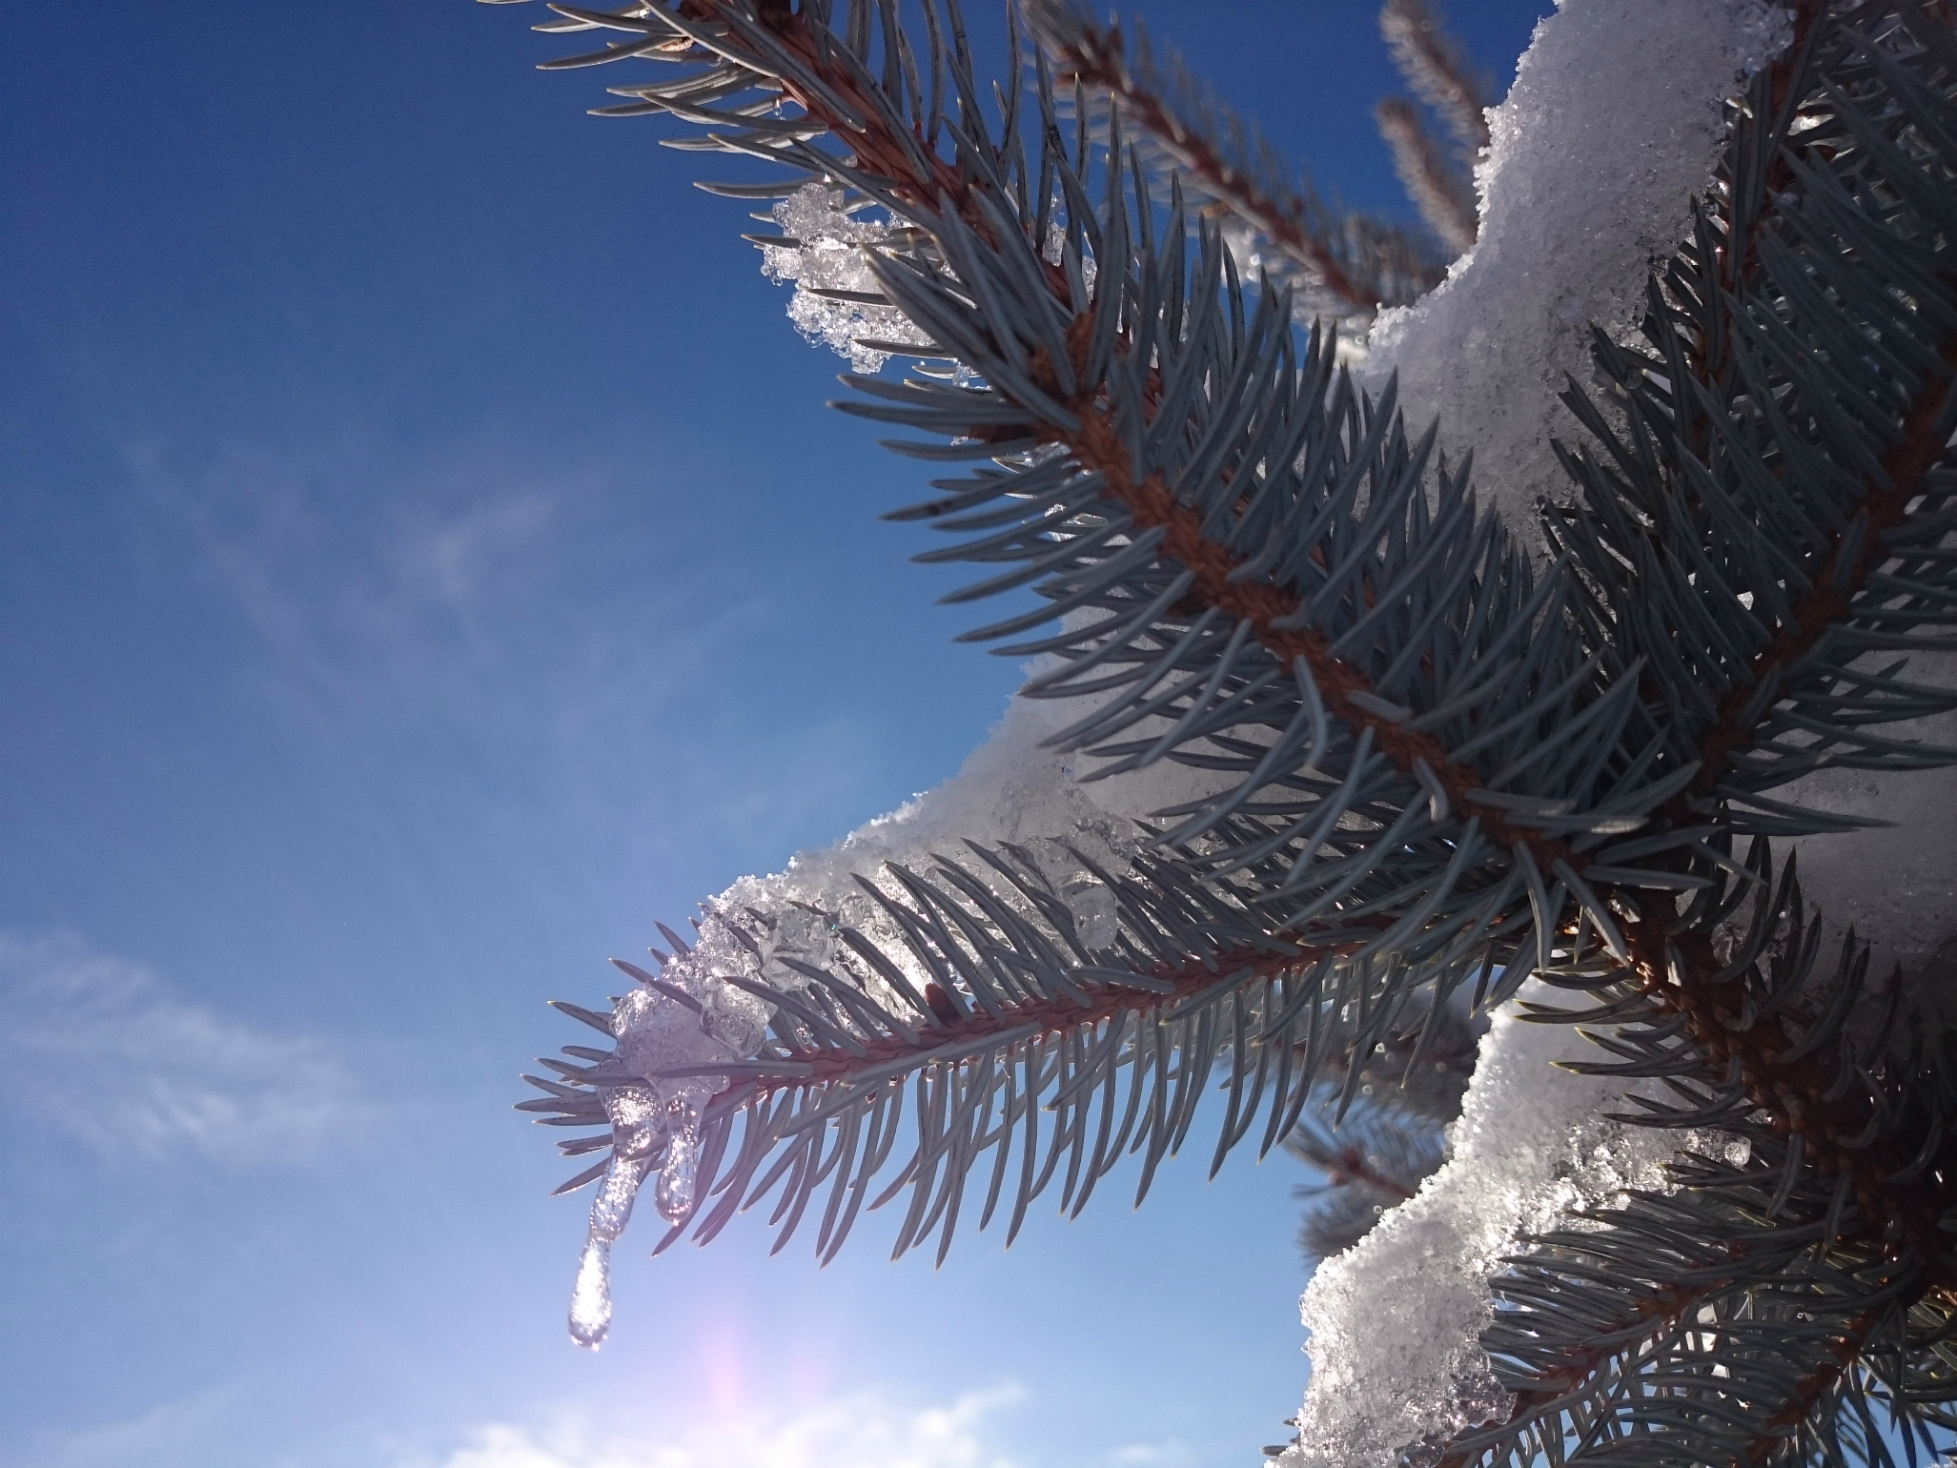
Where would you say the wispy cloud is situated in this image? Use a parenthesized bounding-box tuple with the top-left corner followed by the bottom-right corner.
(0, 931, 365, 1161)
(426, 1384, 1026, 1468)
(1101, 1441, 1203, 1468)
(127, 432, 772, 769)
(4, 1388, 233, 1468)
(125, 433, 647, 714)
(122, 428, 910, 877)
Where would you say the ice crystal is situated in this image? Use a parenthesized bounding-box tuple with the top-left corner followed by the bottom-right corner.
(760, 183, 936, 372)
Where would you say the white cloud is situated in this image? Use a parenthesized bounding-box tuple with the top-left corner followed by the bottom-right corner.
(0, 931, 364, 1160)
(428, 1385, 1026, 1468)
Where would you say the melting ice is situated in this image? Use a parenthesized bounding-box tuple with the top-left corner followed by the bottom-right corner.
(561, 985, 743, 1348)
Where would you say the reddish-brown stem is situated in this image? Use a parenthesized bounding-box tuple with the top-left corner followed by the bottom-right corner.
(749, 939, 1346, 1095)
(1622, 924, 1956, 1285)
(1679, 337, 1957, 805)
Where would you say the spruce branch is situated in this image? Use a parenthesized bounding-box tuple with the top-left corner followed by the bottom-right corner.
(1023, 0, 1445, 322)
(1396, 5, 1957, 1460)
(1463, 1193, 1948, 1467)
(502, 0, 1635, 1322)
(1374, 0, 1486, 254)
(1377, 0, 1490, 161)
(1676, 339, 1957, 808)
(1548, 1, 1957, 822)
(1617, 921, 1952, 1282)
(507, 0, 1788, 1284)
(1554, 0, 1957, 1214)
(491, 6, 1957, 1458)
(520, 841, 1417, 1267)
(1375, 95, 1476, 256)
(886, 301, 1612, 891)
(1438, 844, 1957, 1465)
(525, 0, 1692, 968)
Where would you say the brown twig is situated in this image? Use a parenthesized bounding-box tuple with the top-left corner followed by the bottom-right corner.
(746, 938, 1344, 1096)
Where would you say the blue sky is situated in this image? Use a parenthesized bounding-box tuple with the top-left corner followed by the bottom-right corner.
(0, 5, 1551, 1465)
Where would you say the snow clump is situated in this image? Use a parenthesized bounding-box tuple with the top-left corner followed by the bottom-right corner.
(1282, 988, 1735, 1468)
(760, 183, 938, 373)
(1358, 0, 1795, 539)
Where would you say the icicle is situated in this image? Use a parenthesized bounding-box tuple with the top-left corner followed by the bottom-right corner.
(567, 1149, 649, 1349)
(655, 1096, 702, 1224)
(590, 1147, 647, 1240)
(567, 1237, 612, 1349)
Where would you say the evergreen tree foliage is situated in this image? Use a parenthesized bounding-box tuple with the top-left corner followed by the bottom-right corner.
(1283, 997, 1475, 1261)
(488, 0, 1957, 1461)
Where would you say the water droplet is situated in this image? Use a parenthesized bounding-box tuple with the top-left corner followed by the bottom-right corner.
(568, 1237, 611, 1349)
